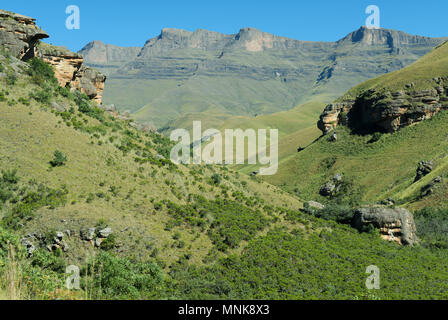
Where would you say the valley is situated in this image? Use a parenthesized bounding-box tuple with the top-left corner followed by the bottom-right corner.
(0, 8, 447, 301)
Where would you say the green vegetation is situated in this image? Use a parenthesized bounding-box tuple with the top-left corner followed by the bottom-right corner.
(414, 207, 448, 249)
(340, 41, 448, 100)
(49, 150, 67, 167)
(1, 37, 448, 300)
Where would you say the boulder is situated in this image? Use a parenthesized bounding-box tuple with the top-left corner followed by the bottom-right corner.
(306, 201, 325, 210)
(98, 227, 113, 238)
(420, 176, 443, 197)
(20, 238, 36, 257)
(319, 182, 336, 196)
(81, 228, 96, 241)
(319, 174, 343, 197)
(415, 161, 434, 182)
(352, 207, 418, 245)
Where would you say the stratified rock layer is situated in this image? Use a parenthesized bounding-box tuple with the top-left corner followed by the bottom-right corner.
(318, 79, 448, 134)
(0, 10, 48, 59)
(38, 44, 107, 105)
(353, 207, 418, 245)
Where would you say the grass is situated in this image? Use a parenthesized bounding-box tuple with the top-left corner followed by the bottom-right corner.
(340, 41, 448, 100)
(0, 55, 303, 278)
(1, 40, 448, 299)
(268, 103, 448, 209)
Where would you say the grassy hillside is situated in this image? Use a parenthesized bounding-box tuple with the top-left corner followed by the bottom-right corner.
(340, 40, 448, 100)
(1, 49, 448, 300)
(269, 42, 448, 210)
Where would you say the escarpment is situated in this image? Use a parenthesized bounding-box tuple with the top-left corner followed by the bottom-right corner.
(38, 43, 106, 104)
(0, 9, 106, 104)
(318, 78, 448, 134)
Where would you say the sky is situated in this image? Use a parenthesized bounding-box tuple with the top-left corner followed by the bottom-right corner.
(3, 0, 447, 52)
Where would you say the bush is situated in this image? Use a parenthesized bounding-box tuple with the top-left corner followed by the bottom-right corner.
(6, 72, 17, 86)
(312, 204, 354, 224)
(50, 150, 67, 167)
(414, 207, 448, 249)
(29, 87, 52, 105)
(83, 251, 164, 299)
(211, 173, 222, 185)
(27, 58, 57, 86)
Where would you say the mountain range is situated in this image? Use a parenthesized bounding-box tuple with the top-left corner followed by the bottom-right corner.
(79, 26, 446, 129)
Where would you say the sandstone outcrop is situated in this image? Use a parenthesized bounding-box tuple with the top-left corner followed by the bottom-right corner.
(38, 43, 106, 104)
(318, 79, 448, 134)
(352, 207, 418, 245)
(0, 10, 106, 104)
(0, 10, 48, 59)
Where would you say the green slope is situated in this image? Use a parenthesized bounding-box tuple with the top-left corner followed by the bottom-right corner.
(1, 46, 448, 300)
(269, 42, 448, 210)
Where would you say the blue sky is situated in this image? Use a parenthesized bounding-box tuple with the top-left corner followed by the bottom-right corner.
(3, 0, 447, 52)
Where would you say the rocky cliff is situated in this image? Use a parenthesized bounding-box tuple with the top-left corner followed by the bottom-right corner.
(0, 10, 106, 104)
(38, 43, 106, 104)
(318, 40, 448, 135)
(0, 10, 48, 59)
(318, 80, 448, 134)
(78, 40, 140, 76)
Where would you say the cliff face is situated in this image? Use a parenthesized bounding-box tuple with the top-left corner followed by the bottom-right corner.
(318, 78, 448, 134)
(0, 10, 48, 59)
(38, 43, 106, 104)
(0, 10, 106, 104)
(77, 40, 140, 76)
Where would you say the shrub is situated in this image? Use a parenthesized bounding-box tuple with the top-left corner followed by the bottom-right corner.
(50, 150, 67, 167)
(211, 173, 222, 185)
(29, 87, 52, 105)
(27, 58, 57, 85)
(414, 207, 448, 249)
(83, 251, 164, 299)
(6, 72, 17, 86)
(312, 204, 354, 224)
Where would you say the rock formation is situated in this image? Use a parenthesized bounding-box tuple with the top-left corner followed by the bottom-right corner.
(38, 43, 106, 104)
(352, 207, 418, 245)
(0, 10, 106, 104)
(318, 79, 448, 134)
(0, 10, 48, 59)
(319, 173, 344, 197)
